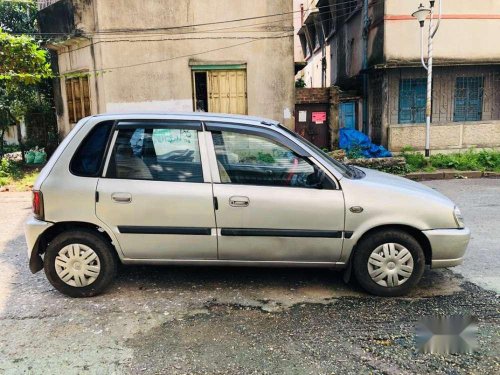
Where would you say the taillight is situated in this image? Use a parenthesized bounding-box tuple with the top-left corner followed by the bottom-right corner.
(32, 190, 44, 220)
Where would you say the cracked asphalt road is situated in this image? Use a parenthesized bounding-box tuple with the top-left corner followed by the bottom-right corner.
(0, 178, 498, 374)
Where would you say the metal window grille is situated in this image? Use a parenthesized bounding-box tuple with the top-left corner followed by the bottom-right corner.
(453, 77, 484, 122)
(398, 78, 427, 124)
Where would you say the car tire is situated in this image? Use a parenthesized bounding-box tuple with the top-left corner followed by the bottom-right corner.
(44, 229, 117, 298)
(353, 230, 425, 297)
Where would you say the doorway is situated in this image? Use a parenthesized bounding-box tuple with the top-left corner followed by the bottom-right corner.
(339, 101, 357, 129)
(193, 69, 247, 115)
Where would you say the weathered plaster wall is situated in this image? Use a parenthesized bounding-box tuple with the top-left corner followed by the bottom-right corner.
(299, 45, 330, 88)
(43, 0, 295, 135)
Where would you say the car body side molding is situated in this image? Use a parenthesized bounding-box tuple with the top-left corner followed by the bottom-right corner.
(220, 228, 344, 238)
(118, 226, 212, 235)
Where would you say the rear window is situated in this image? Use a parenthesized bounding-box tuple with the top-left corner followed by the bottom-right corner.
(70, 121, 113, 177)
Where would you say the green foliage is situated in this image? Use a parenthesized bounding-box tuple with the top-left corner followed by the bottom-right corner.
(257, 152, 275, 164)
(398, 146, 500, 174)
(429, 149, 500, 172)
(0, 0, 37, 34)
(346, 146, 364, 159)
(295, 78, 306, 88)
(400, 146, 427, 172)
(1, 143, 20, 154)
(0, 156, 20, 179)
(373, 164, 410, 175)
(0, 30, 52, 84)
(0, 155, 40, 190)
(0, 3, 56, 160)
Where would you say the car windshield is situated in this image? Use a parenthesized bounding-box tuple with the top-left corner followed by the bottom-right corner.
(277, 124, 354, 178)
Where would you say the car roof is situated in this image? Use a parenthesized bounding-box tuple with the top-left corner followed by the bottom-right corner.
(90, 112, 280, 127)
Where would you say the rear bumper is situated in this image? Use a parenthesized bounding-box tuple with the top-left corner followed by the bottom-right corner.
(423, 227, 471, 268)
(24, 217, 52, 273)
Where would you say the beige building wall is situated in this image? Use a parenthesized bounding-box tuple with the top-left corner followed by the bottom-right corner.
(384, 0, 500, 64)
(46, 0, 295, 135)
(300, 45, 330, 88)
(293, 0, 306, 63)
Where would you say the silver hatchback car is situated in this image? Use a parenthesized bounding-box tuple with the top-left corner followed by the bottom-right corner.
(25, 113, 470, 297)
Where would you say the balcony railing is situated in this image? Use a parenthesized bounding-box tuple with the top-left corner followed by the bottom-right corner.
(37, 0, 59, 10)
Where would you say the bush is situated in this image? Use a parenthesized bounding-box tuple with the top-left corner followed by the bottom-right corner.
(346, 146, 364, 159)
(429, 149, 500, 171)
(347, 157, 409, 175)
(400, 146, 427, 172)
(0, 157, 21, 181)
(295, 78, 306, 88)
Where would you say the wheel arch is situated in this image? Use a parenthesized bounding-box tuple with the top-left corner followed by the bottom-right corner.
(350, 224, 432, 265)
(30, 221, 120, 273)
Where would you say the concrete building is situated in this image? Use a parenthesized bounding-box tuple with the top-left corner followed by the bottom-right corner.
(37, 0, 295, 136)
(295, 0, 500, 152)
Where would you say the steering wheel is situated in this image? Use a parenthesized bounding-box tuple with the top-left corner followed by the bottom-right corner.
(286, 157, 299, 185)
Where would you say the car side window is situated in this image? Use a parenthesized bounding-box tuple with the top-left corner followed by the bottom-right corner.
(212, 131, 334, 189)
(70, 121, 113, 177)
(106, 126, 203, 183)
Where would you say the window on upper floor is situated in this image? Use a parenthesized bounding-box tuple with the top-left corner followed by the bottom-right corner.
(298, 31, 310, 58)
(314, 14, 325, 46)
(454, 77, 484, 122)
(65, 75, 91, 124)
(398, 78, 427, 124)
(306, 20, 319, 51)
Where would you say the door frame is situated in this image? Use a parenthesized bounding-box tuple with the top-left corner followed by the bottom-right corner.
(191, 65, 248, 114)
(339, 101, 357, 130)
(96, 119, 218, 260)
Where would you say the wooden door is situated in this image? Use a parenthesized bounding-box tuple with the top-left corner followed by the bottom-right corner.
(208, 70, 247, 115)
(295, 104, 330, 149)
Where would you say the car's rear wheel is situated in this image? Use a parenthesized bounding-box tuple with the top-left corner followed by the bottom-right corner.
(353, 230, 425, 297)
(44, 229, 117, 297)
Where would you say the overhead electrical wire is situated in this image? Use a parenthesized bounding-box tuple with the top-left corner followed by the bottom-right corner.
(53, 4, 364, 57)
(2, 1, 372, 77)
(8, 0, 368, 37)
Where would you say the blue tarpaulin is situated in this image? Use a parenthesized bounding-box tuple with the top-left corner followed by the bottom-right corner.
(339, 128, 392, 158)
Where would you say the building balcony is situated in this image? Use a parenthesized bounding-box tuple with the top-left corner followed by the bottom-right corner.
(37, 0, 95, 40)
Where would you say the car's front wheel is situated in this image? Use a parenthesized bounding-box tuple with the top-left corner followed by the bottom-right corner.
(353, 230, 425, 297)
(44, 229, 117, 297)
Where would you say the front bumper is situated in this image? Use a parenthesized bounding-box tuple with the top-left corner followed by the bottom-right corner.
(24, 216, 52, 273)
(423, 227, 471, 268)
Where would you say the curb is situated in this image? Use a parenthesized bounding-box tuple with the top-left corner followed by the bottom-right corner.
(405, 170, 500, 181)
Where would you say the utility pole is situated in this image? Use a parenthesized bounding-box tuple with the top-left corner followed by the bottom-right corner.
(412, 1, 442, 157)
(362, 0, 370, 135)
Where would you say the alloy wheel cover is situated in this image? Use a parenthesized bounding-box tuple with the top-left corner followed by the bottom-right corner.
(54, 244, 101, 287)
(367, 243, 414, 287)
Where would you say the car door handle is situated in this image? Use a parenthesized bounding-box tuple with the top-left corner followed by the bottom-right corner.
(111, 192, 132, 203)
(229, 196, 249, 207)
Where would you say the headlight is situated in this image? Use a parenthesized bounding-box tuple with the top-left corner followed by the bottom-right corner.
(453, 206, 465, 228)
